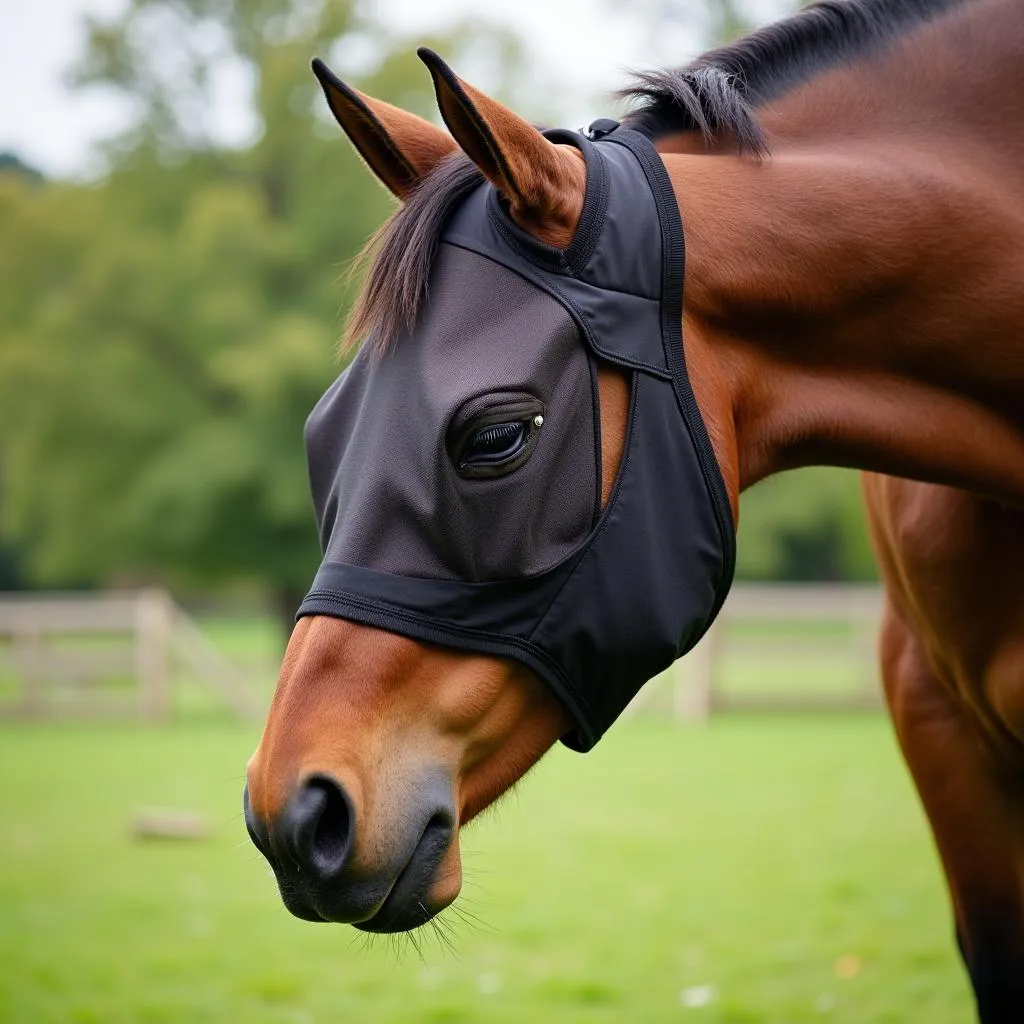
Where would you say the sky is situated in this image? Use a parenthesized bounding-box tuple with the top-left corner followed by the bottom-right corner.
(1, 0, 131, 175)
(0, 0, 781, 178)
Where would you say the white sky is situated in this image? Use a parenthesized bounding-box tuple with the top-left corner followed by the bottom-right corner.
(0, 0, 783, 178)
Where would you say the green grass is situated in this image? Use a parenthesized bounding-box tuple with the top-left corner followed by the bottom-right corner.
(197, 614, 283, 665)
(0, 717, 973, 1023)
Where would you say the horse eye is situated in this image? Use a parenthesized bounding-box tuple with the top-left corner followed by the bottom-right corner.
(461, 420, 529, 468)
(456, 409, 544, 477)
(449, 399, 544, 479)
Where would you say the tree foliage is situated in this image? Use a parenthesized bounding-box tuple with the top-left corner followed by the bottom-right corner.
(0, 0, 524, 623)
(738, 469, 876, 582)
(0, 0, 875, 630)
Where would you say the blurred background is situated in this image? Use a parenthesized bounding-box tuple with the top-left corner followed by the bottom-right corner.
(0, 1, 971, 1021)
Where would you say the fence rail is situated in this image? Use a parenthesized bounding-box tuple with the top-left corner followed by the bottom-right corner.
(632, 583, 886, 721)
(0, 584, 886, 724)
(0, 590, 262, 721)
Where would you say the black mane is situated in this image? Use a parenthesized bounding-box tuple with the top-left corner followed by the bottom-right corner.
(621, 0, 965, 156)
(348, 0, 967, 350)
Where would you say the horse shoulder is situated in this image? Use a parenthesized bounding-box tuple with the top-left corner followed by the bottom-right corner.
(863, 472, 1024, 756)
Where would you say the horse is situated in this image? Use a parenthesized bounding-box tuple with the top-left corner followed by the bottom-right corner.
(243, 0, 1024, 1018)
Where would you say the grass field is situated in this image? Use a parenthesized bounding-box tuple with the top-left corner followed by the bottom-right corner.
(0, 714, 974, 1023)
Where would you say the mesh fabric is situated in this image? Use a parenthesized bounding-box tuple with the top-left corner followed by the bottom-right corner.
(305, 244, 599, 582)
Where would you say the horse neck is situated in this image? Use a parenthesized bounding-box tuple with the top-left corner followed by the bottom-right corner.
(665, 1, 1024, 512)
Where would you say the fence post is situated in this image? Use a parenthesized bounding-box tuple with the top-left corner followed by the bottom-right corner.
(15, 624, 46, 717)
(673, 622, 716, 723)
(136, 589, 174, 721)
(854, 607, 882, 707)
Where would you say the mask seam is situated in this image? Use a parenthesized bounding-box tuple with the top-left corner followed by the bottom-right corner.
(442, 240, 672, 380)
(587, 355, 603, 528)
(525, 371, 640, 644)
(295, 592, 597, 745)
(444, 235, 660, 303)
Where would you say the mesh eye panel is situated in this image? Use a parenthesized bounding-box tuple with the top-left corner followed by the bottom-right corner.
(305, 244, 599, 582)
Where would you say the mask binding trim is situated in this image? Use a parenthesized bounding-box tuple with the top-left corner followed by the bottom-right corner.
(297, 590, 596, 748)
(603, 128, 737, 622)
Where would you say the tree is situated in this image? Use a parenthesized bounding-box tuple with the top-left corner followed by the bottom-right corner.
(0, 0, 876, 640)
(0, 1, 524, 636)
(0, 153, 44, 184)
(736, 468, 877, 582)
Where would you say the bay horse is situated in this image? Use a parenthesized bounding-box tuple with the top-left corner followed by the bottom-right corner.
(244, 0, 1024, 1018)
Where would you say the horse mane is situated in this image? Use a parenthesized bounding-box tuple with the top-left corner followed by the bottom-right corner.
(620, 0, 965, 158)
(345, 152, 483, 354)
(346, 0, 967, 352)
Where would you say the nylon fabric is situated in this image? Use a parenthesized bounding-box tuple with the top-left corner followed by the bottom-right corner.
(306, 245, 598, 582)
(298, 125, 736, 751)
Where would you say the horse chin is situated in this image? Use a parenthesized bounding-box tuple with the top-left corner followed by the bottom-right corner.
(352, 887, 455, 934)
(273, 866, 459, 932)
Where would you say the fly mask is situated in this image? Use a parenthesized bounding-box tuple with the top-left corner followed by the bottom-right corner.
(298, 123, 735, 751)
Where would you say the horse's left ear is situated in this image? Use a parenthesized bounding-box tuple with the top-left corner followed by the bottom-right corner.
(312, 58, 457, 199)
(417, 48, 586, 246)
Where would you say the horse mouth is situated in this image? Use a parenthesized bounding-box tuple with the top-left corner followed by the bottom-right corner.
(274, 812, 455, 932)
(353, 814, 455, 933)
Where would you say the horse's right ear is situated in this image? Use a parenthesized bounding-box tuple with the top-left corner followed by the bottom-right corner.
(311, 58, 457, 199)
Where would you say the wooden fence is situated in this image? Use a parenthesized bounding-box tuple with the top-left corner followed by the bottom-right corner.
(0, 584, 885, 724)
(0, 590, 262, 721)
(631, 584, 886, 721)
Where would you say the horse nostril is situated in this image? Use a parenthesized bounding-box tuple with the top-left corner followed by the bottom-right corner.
(308, 777, 352, 876)
(277, 775, 354, 882)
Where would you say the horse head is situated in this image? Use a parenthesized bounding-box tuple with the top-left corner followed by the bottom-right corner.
(244, 50, 735, 932)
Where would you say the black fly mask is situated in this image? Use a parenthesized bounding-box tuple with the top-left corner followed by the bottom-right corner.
(298, 123, 735, 751)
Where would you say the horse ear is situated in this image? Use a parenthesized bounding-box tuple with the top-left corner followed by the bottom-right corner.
(311, 58, 458, 200)
(417, 48, 585, 244)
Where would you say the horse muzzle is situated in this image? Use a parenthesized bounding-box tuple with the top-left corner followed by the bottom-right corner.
(243, 773, 457, 932)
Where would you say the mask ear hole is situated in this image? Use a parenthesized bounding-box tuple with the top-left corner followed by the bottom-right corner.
(596, 362, 630, 510)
